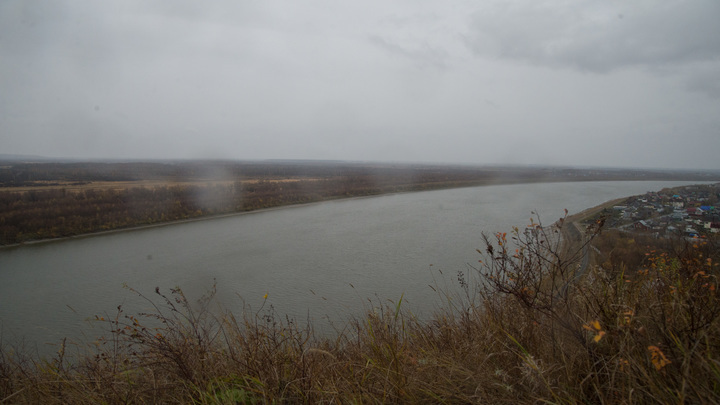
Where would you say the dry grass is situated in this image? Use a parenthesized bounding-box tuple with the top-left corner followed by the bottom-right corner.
(2, 216, 719, 404)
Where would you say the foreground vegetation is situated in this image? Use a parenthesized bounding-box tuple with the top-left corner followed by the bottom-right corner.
(2, 210, 718, 404)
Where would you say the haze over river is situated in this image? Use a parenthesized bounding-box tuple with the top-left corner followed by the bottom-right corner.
(0, 181, 707, 355)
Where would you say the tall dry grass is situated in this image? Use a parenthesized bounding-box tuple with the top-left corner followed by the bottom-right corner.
(1, 214, 719, 404)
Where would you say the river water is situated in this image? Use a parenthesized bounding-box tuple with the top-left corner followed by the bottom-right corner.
(0, 181, 705, 354)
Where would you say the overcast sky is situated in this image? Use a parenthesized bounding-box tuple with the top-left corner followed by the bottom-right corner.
(1, 1, 719, 169)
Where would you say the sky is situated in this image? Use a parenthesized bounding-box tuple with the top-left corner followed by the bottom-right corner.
(1, 0, 719, 169)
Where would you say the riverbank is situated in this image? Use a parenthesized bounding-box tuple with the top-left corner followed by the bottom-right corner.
(0, 177, 484, 247)
(0, 179, 497, 249)
(0, 179, 634, 249)
(0, 195, 341, 249)
(4, 160, 718, 246)
(559, 197, 625, 249)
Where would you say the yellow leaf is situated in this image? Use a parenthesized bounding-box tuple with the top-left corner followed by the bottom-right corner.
(648, 346, 671, 370)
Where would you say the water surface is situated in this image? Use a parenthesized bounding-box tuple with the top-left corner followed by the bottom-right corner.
(0, 181, 704, 353)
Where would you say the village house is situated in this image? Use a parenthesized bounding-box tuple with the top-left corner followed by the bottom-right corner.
(705, 221, 720, 233)
(634, 220, 651, 231)
(685, 226, 700, 237)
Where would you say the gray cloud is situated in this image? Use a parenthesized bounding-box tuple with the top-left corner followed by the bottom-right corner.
(465, 0, 720, 73)
(685, 63, 720, 99)
(369, 35, 448, 69)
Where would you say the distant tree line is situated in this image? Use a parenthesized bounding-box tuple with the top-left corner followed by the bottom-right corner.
(3, 161, 716, 188)
(0, 174, 495, 245)
(0, 185, 224, 244)
(2, 161, 719, 244)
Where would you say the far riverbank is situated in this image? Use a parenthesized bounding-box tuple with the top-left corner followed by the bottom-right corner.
(3, 160, 719, 246)
(0, 178, 671, 249)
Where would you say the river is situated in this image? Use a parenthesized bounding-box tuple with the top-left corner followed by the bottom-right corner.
(0, 180, 706, 355)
